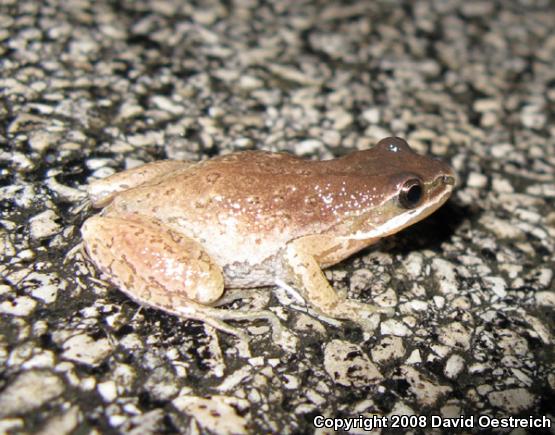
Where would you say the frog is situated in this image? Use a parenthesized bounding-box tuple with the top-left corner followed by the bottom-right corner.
(81, 137, 455, 340)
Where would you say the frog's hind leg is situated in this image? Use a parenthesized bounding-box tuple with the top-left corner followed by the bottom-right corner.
(88, 160, 194, 208)
(173, 303, 285, 344)
(81, 214, 284, 344)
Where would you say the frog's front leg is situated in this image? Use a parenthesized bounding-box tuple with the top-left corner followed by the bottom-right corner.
(81, 214, 284, 343)
(284, 236, 394, 330)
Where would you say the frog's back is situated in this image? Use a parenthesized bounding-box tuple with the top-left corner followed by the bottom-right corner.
(175, 150, 340, 234)
(105, 150, 389, 280)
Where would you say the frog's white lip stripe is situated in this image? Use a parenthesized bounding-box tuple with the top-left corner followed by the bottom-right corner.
(339, 187, 453, 241)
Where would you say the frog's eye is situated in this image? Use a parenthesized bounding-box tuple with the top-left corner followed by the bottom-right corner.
(399, 179, 423, 209)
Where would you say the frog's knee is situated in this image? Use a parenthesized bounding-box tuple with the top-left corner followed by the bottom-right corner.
(81, 216, 114, 256)
(187, 274, 224, 304)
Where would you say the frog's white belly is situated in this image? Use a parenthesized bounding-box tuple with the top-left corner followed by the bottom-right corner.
(221, 252, 286, 287)
(163, 218, 290, 287)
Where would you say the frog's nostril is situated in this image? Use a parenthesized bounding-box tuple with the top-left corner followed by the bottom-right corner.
(442, 175, 456, 186)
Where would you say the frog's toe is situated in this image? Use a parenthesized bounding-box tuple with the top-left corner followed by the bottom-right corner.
(339, 300, 395, 331)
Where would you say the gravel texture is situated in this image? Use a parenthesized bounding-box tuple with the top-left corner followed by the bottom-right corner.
(1, 0, 554, 434)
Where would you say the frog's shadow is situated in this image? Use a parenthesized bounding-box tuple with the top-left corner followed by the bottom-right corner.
(372, 200, 474, 256)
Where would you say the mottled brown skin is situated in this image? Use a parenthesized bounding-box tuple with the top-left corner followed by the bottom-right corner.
(106, 141, 448, 233)
(82, 137, 456, 338)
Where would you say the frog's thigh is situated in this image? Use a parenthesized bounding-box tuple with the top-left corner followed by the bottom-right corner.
(88, 160, 194, 207)
(82, 214, 224, 307)
(284, 237, 393, 321)
(82, 215, 284, 340)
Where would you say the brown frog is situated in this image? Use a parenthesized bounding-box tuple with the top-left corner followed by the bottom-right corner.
(81, 137, 455, 339)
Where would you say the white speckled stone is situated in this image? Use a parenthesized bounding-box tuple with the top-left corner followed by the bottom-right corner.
(28, 130, 61, 152)
(444, 354, 465, 379)
(112, 364, 136, 392)
(430, 344, 451, 360)
(520, 313, 552, 345)
(151, 96, 185, 115)
(97, 381, 117, 402)
(21, 350, 55, 370)
(282, 374, 300, 390)
(405, 299, 428, 312)
(387, 401, 415, 417)
(496, 329, 529, 356)
(491, 176, 514, 193)
(296, 139, 324, 155)
(467, 172, 488, 188)
(119, 333, 143, 350)
(482, 276, 507, 297)
(127, 131, 164, 147)
(438, 322, 471, 350)
(480, 214, 525, 239)
(329, 108, 353, 130)
(0, 284, 12, 296)
(396, 366, 451, 407)
(361, 107, 381, 124)
(294, 313, 326, 335)
(0, 370, 64, 417)
(26, 272, 63, 304)
(526, 183, 555, 198)
(403, 252, 424, 279)
(520, 105, 546, 129)
(406, 349, 422, 365)
(371, 336, 405, 363)
(323, 339, 383, 387)
(0, 419, 24, 433)
(527, 268, 553, 289)
(217, 366, 251, 392)
(473, 98, 500, 113)
(118, 102, 143, 119)
(35, 406, 80, 435)
(0, 295, 37, 316)
(0, 230, 16, 258)
(433, 296, 445, 309)
(440, 402, 462, 418)
(29, 210, 61, 240)
(80, 377, 96, 391)
(380, 319, 412, 337)
(61, 334, 111, 366)
(431, 259, 458, 294)
(85, 158, 113, 170)
(172, 395, 249, 435)
(374, 287, 398, 308)
(487, 388, 535, 414)
(123, 409, 164, 435)
(144, 367, 180, 401)
(535, 291, 555, 308)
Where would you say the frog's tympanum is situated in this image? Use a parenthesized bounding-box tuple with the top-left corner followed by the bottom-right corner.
(82, 137, 455, 338)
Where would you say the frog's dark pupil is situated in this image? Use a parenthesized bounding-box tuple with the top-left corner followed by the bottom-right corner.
(399, 179, 423, 209)
(406, 184, 422, 205)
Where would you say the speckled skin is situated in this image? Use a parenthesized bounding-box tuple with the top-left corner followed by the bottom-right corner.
(81, 137, 455, 335)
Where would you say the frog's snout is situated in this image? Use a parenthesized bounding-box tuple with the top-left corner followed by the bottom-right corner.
(431, 173, 457, 192)
(442, 175, 456, 186)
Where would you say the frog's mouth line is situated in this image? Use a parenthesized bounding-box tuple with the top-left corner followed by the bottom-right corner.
(340, 182, 454, 242)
